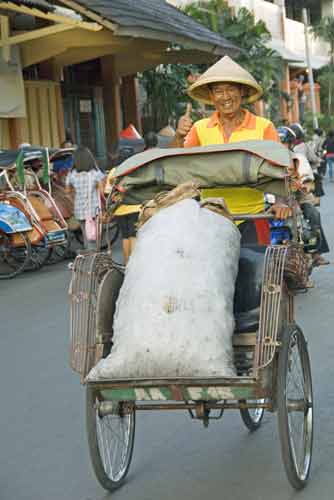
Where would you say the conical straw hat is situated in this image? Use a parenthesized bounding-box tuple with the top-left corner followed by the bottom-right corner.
(187, 56, 263, 105)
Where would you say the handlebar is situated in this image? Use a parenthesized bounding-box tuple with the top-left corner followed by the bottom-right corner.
(232, 213, 275, 221)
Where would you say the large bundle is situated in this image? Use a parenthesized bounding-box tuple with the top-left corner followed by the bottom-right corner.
(112, 140, 290, 205)
(88, 198, 241, 380)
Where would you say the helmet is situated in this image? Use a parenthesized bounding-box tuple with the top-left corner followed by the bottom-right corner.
(290, 123, 305, 140)
(277, 126, 296, 144)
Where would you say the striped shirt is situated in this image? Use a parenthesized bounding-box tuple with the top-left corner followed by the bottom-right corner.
(66, 169, 105, 220)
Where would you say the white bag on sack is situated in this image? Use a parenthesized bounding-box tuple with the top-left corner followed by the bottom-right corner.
(88, 199, 241, 380)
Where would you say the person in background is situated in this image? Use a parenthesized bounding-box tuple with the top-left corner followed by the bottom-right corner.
(61, 140, 74, 149)
(278, 126, 330, 268)
(290, 123, 324, 205)
(105, 132, 159, 264)
(323, 130, 334, 182)
(52, 142, 75, 183)
(65, 146, 105, 251)
(312, 128, 327, 177)
(312, 128, 324, 156)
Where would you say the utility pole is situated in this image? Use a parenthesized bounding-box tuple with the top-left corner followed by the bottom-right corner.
(302, 8, 318, 129)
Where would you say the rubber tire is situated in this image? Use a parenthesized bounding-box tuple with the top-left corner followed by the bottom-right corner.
(86, 385, 135, 492)
(240, 403, 264, 432)
(30, 245, 51, 269)
(277, 324, 313, 490)
(0, 231, 31, 279)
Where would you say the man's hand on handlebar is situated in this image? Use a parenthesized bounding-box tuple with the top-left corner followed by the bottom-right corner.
(269, 203, 293, 220)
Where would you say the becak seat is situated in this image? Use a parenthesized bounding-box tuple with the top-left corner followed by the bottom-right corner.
(233, 246, 266, 333)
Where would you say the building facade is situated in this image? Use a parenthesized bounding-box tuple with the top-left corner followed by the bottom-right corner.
(0, 0, 238, 163)
(169, 0, 331, 123)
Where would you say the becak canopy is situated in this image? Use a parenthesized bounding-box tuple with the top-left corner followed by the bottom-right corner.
(187, 56, 263, 105)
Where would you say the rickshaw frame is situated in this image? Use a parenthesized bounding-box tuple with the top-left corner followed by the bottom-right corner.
(0, 150, 68, 248)
(69, 142, 313, 492)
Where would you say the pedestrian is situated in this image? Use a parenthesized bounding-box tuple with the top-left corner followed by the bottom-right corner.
(65, 146, 105, 251)
(312, 128, 327, 177)
(312, 128, 324, 157)
(323, 130, 334, 182)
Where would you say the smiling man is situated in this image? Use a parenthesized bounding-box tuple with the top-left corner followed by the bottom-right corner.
(171, 56, 290, 240)
(174, 56, 279, 147)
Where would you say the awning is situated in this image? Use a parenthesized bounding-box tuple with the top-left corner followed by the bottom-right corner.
(289, 54, 330, 70)
(58, 0, 240, 57)
(2, 0, 240, 57)
(267, 39, 329, 70)
(267, 39, 304, 63)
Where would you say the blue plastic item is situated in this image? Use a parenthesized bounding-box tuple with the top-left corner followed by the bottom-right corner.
(270, 220, 291, 245)
(0, 202, 32, 234)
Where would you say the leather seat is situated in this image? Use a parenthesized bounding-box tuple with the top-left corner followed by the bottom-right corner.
(234, 246, 266, 334)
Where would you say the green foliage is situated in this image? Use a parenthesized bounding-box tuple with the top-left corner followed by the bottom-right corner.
(139, 64, 192, 132)
(312, 18, 334, 115)
(311, 17, 334, 63)
(184, 1, 283, 122)
(316, 65, 334, 114)
(140, 0, 284, 129)
(303, 110, 334, 134)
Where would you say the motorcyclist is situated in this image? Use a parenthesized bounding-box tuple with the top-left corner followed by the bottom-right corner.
(278, 126, 330, 267)
(290, 123, 324, 205)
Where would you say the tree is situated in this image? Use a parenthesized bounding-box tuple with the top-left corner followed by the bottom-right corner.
(183, 0, 284, 122)
(140, 0, 284, 130)
(311, 17, 334, 114)
(140, 63, 193, 132)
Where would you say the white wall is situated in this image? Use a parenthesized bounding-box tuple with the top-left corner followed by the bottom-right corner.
(321, 0, 334, 17)
(168, 0, 331, 63)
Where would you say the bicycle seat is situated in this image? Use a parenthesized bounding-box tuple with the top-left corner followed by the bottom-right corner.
(234, 246, 266, 334)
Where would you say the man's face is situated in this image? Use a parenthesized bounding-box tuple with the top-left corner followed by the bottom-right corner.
(209, 82, 243, 116)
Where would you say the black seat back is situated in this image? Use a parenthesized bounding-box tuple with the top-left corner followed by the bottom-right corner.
(234, 246, 266, 314)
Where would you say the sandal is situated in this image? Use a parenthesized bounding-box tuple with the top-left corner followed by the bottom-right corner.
(313, 255, 330, 267)
(306, 278, 315, 288)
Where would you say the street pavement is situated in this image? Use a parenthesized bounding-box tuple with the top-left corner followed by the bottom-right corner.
(1, 182, 334, 500)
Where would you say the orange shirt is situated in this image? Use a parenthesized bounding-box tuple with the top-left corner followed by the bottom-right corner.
(183, 109, 279, 218)
(184, 109, 279, 147)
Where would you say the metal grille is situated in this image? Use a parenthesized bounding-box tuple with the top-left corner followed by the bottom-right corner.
(255, 245, 287, 370)
(69, 252, 113, 380)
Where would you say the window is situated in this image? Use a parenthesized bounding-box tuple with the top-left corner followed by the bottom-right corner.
(285, 0, 321, 25)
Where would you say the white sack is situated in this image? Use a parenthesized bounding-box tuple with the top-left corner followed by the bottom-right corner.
(88, 199, 240, 380)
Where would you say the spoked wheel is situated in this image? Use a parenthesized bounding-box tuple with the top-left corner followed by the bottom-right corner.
(47, 238, 73, 264)
(86, 385, 135, 492)
(240, 399, 265, 431)
(277, 324, 313, 490)
(30, 245, 51, 269)
(0, 231, 31, 279)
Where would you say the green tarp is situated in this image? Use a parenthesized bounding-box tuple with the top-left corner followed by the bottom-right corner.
(114, 140, 291, 204)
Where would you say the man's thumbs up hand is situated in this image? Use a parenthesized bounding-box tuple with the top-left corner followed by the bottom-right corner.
(176, 102, 193, 142)
(185, 103, 192, 118)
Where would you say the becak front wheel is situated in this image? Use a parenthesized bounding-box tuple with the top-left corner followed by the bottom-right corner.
(86, 385, 135, 492)
(277, 324, 313, 489)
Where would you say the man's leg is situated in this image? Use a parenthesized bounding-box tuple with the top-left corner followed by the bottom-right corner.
(122, 239, 131, 264)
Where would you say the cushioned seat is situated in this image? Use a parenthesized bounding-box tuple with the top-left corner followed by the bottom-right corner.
(234, 246, 266, 334)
